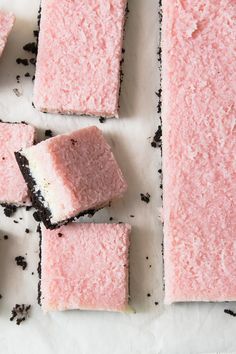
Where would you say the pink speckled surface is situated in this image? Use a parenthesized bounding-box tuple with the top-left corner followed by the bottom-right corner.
(34, 0, 127, 117)
(23, 126, 127, 223)
(163, 0, 236, 303)
(0, 123, 35, 205)
(41, 223, 131, 312)
(0, 11, 14, 57)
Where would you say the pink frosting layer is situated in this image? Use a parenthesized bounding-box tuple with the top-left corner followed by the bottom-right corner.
(34, 0, 127, 117)
(163, 1, 236, 303)
(41, 223, 131, 312)
(0, 123, 35, 205)
(24, 126, 127, 222)
(0, 11, 14, 57)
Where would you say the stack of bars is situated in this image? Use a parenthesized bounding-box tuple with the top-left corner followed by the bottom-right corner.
(0, 122, 130, 312)
(162, 0, 236, 303)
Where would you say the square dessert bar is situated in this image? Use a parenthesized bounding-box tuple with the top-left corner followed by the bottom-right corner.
(40, 223, 131, 312)
(163, 1, 236, 303)
(15, 126, 127, 229)
(34, 0, 127, 117)
(0, 122, 35, 206)
(0, 11, 14, 57)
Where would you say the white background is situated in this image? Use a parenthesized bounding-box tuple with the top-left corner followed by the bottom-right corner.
(0, 0, 235, 353)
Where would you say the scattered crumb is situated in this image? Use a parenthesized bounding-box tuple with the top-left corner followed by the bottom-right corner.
(151, 125, 162, 148)
(3, 205, 17, 217)
(109, 217, 113, 221)
(45, 129, 53, 138)
(15, 256, 27, 270)
(13, 220, 19, 224)
(99, 117, 106, 123)
(31, 272, 34, 275)
(29, 58, 36, 66)
(23, 42, 37, 54)
(154, 302, 159, 306)
(146, 256, 149, 260)
(58, 233, 63, 238)
(25, 72, 31, 78)
(149, 265, 152, 268)
(25, 228, 30, 234)
(26, 206, 32, 211)
(147, 293, 151, 297)
(0, 294, 2, 299)
(224, 309, 236, 317)
(130, 215, 135, 218)
(32, 75, 35, 82)
(158, 168, 162, 174)
(16, 58, 29, 66)
(33, 211, 41, 222)
(140, 193, 151, 203)
(33, 30, 39, 38)
(10, 304, 31, 325)
(4, 235, 8, 240)
(13, 88, 22, 97)
(16, 75, 20, 83)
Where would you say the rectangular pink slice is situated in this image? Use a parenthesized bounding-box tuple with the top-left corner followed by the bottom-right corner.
(34, 0, 127, 117)
(163, 1, 236, 303)
(0, 122, 35, 205)
(0, 11, 14, 57)
(15, 126, 127, 228)
(40, 223, 131, 312)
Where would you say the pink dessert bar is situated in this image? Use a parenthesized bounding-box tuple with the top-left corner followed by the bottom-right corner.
(15, 126, 127, 229)
(40, 223, 131, 312)
(163, 1, 236, 303)
(34, 0, 127, 118)
(0, 11, 14, 57)
(0, 122, 35, 206)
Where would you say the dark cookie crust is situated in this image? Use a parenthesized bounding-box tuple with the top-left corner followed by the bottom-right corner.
(15, 152, 100, 229)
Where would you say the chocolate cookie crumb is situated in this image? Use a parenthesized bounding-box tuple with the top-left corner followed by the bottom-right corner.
(25, 228, 30, 234)
(58, 233, 63, 237)
(154, 302, 159, 306)
(23, 42, 37, 55)
(31, 272, 34, 275)
(3, 205, 17, 217)
(29, 58, 36, 66)
(147, 293, 151, 297)
(26, 206, 32, 211)
(25, 72, 31, 78)
(45, 129, 53, 138)
(109, 217, 113, 221)
(146, 256, 149, 260)
(0, 294, 2, 299)
(32, 75, 35, 82)
(16, 58, 29, 66)
(99, 117, 106, 123)
(16, 75, 20, 83)
(151, 125, 162, 148)
(4, 235, 8, 240)
(140, 193, 151, 203)
(33, 30, 39, 38)
(13, 88, 22, 97)
(158, 169, 162, 174)
(224, 309, 236, 317)
(10, 304, 31, 325)
(15, 256, 27, 270)
(130, 215, 135, 218)
(13, 220, 19, 224)
(33, 211, 41, 222)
